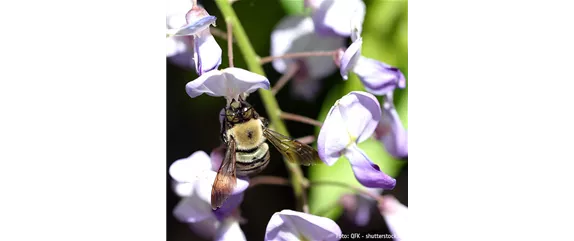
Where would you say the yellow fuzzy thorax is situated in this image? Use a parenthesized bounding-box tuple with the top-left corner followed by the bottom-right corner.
(226, 119, 265, 151)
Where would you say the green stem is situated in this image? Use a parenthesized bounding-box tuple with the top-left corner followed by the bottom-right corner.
(215, 0, 308, 212)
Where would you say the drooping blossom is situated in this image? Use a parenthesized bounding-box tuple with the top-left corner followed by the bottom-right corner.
(270, 15, 345, 101)
(317, 91, 396, 189)
(339, 38, 406, 96)
(339, 188, 382, 226)
(185, 67, 270, 102)
(166, 0, 195, 69)
(265, 209, 342, 241)
(169, 150, 248, 240)
(166, 2, 222, 75)
(375, 93, 408, 158)
(378, 195, 407, 241)
(305, 0, 366, 38)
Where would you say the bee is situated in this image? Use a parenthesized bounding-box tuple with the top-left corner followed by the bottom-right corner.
(211, 97, 321, 210)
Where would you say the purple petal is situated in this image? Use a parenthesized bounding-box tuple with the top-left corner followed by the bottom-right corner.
(339, 193, 373, 227)
(185, 67, 270, 100)
(376, 99, 408, 158)
(270, 16, 344, 85)
(337, 91, 381, 143)
(188, 217, 219, 240)
(312, 0, 366, 38)
(379, 195, 408, 241)
(194, 34, 222, 75)
(265, 210, 341, 241)
(214, 218, 247, 241)
(354, 57, 406, 96)
(304, 0, 324, 9)
(213, 193, 244, 221)
(353, 194, 374, 226)
(210, 144, 226, 172)
(317, 103, 351, 165)
(169, 151, 212, 183)
(339, 38, 362, 80)
(172, 16, 217, 37)
(290, 75, 322, 101)
(345, 144, 396, 189)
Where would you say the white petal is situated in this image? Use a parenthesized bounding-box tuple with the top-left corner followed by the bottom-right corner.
(166, 36, 187, 57)
(265, 210, 341, 241)
(270, 16, 344, 80)
(380, 195, 408, 241)
(270, 16, 314, 74)
(319, 0, 365, 37)
(189, 217, 219, 239)
(215, 218, 247, 241)
(194, 34, 222, 75)
(317, 104, 351, 165)
(339, 38, 362, 80)
(303, 34, 345, 80)
(173, 181, 194, 197)
(169, 151, 212, 183)
(186, 68, 270, 99)
(173, 181, 214, 223)
(337, 91, 381, 143)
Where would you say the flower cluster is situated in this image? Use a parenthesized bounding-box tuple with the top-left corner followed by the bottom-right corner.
(167, 0, 407, 240)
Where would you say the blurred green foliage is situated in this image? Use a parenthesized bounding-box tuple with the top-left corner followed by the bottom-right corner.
(308, 0, 408, 220)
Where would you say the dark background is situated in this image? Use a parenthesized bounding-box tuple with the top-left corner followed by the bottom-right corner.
(167, 1, 408, 240)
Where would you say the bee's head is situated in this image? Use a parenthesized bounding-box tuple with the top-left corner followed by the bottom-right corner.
(225, 99, 257, 124)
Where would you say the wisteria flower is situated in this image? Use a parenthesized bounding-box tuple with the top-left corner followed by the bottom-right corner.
(166, 0, 195, 69)
(186, 67, 270, 101)
(166, 3, 222, 75)
(375, 94, 408, 158)
(339, 188, 382, 226)
(306, 0, 366, 38)
(378, 195, 407, 241)
(317, 91, 396, 189)
(169, 150, 248, 240)
(339, 38, 406, 96)
(270, 15, 345, 101)
(265, 209, 342, 241)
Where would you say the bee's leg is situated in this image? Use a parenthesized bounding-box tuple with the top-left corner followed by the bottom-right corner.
(260, 117, 269, 127)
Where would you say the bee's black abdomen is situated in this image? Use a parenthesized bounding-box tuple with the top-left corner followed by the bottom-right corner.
(236, 150, 270, 176)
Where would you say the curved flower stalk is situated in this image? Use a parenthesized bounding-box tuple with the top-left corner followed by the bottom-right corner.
(378, 195, 408, 241)
(166, 2, 222, 75)
(185, 67, 270, 102)
(305, 0, 366, 38)
(270, 15, 345, 101)
(317, 91, 396, 189)
(169, 150, 248, 240)
(265, 210, 342, 241)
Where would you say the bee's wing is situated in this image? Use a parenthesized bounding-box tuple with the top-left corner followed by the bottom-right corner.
(263, 128, 322, 166)
(211, 137, 237, 210)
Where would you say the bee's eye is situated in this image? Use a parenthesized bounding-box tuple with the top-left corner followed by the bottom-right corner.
(242, 108, 253, 119)
(226, 110, 235, 121)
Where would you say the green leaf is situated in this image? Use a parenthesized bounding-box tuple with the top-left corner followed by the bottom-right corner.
(279, 0, 306, 15)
